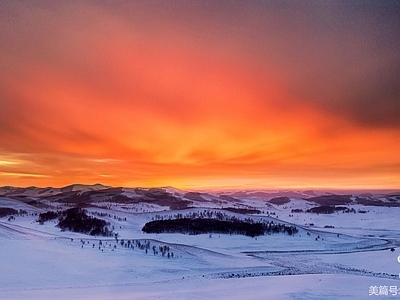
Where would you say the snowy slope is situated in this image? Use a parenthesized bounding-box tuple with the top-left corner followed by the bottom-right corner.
(0, 186, 399, 299)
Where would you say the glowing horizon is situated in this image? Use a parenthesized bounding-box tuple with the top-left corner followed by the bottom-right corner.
(1, 1, 399, 190)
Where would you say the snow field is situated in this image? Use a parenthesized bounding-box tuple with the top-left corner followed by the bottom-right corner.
(1, 193, 399, 299)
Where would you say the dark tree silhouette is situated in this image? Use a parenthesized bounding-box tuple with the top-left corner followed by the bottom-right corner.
(57, 208, 113, 236)
(142, 218, 298, 237)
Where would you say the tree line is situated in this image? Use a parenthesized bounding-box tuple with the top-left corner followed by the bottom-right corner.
(38, 208, 113, 236)
(142, 218, 298, 237)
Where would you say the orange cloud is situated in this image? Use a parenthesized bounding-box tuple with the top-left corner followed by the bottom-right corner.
(0, 1, 399, 190)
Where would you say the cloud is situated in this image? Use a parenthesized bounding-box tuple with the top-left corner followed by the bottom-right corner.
(342, 64, 400, 128)
(0, 1, 399, 188)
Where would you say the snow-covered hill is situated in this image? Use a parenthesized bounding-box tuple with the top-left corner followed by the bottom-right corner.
(0, 185, 399, 299)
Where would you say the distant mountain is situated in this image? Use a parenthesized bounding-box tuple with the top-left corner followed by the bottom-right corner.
(229, 190, 322, 199)
(0, 184, 110, 198)
(0, 185, 399, 209)
(60, 183, 110, 193)
(0, 186, 60, 197)
(304, 194, 400, 207)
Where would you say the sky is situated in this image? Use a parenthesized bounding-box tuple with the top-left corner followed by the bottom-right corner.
(0, 0, 399, 190)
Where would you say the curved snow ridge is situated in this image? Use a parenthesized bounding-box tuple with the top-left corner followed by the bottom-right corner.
(245, 252, 400, 280)
(0, 196, 40, 212)
(243, 239, 392, 255)
(126, 237, 233, 259)
(205, 266, 284, 279)
(170, 243, 233, 259)
(0, 222, 61, 239)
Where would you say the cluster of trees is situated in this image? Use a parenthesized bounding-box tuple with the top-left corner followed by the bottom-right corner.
(91, 211, 127, 222)
(152, 209, 262, 223)
(269, 197, 291, 205)
(57, 208, 113, 236)
(143, 218, 298, 237)
(38, 211, 59, 224)
(0, 208, 28, 221)
(0, 207, 19, 218)
(82, 237, 177, 259)
(292, 206, 363, 215)
(121, 239, 175, 258)
(223, 207, 261, 214)
(306, 206, 356, 214)
(38, 208, 113, 236)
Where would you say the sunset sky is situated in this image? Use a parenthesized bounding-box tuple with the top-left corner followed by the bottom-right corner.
(0, 1, 399, 190)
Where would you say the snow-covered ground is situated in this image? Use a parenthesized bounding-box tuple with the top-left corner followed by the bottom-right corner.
(1, 192, 400, 299)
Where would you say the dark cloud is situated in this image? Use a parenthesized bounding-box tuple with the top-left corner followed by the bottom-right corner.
(286, 58, 400, 129)
(343, 64, 400, 128)
(271, 1, 400, 130)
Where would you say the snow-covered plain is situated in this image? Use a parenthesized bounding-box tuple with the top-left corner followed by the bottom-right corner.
(0, 187, 399, 299)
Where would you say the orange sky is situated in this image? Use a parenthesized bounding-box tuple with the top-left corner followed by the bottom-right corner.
(0, 1, 399, 190)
